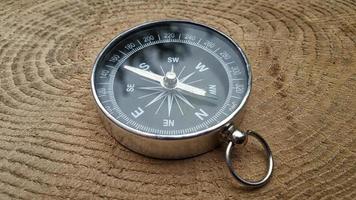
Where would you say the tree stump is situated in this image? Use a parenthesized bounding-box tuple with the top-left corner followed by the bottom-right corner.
(0, 0, 355, 199)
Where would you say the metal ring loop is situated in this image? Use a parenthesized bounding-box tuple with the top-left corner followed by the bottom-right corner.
(225, 130, 273, 188)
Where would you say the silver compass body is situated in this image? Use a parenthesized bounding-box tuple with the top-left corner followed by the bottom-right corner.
(91, 21, 274, 188)
(91, 20, 251, 158)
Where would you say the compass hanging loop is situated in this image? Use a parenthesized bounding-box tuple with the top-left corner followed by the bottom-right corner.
(224, 125, 274, 188)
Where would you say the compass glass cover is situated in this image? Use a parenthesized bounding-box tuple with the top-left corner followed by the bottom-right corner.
(92, 21, 250, 136)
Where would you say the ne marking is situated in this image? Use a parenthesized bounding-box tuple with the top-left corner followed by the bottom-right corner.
(226, 61, 235, 65)
(157, 34, 161, 40)
(214, 47, 221, 53)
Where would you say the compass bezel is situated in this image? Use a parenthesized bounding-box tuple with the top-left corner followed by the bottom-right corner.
(91, 20, 252, 142)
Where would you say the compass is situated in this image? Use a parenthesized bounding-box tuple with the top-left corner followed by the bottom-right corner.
(91, 20, 273, 187)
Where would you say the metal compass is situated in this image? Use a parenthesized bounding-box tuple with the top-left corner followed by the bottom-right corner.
(91, 20, 273, 187)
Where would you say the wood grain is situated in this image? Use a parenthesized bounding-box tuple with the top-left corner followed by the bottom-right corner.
(0, 0, 355, 199)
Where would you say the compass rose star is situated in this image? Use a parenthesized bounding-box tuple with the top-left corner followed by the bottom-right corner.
(142, 89, 195, 117)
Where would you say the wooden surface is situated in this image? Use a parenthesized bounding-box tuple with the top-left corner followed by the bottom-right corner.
(0, 0, 355, 199)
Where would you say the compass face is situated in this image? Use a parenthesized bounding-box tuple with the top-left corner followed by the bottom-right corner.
(92, 21, 250, 137)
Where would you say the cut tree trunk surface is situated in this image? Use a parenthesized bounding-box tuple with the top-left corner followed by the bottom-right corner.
(0, 0, 355, 199)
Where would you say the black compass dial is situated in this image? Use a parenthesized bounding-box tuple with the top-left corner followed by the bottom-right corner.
(92, 21, 250, 136)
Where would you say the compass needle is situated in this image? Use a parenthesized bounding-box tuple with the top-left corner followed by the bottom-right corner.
(124, 65, 163, 83)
